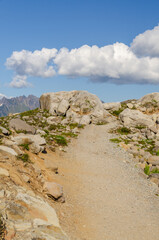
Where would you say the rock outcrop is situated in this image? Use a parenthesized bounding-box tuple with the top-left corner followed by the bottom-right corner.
(40, 90, 111, 124)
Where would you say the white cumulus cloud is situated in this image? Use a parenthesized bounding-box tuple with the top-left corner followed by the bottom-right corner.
(131, 25, 159, 57)
(5, 25, 159, 87)
(9, 75, 30, 88)
(6, 48, 57, 88)
(54, 42, 159, 84)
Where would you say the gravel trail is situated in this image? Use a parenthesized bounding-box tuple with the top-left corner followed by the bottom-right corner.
(56, 123, 159, 240)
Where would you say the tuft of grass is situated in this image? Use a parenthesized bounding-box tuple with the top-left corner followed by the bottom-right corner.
(69, 123, 85, 129)
(96, 121, 108, 125)
(48, 124, 65, 131)
(110, 138, 121, 143)
(20, 108, 39, 118)
(144, 164, 150, 175)
(17, 153, 30, 163)
(16, 129, 27, 134)
(53, 135, 68, 146)
(69, 123, 78, 129)
(135, 125, 146, 130)
(62, 132, 77, 138)
(122, 139, 131, 144)
(38, 121, 49, 128)
(138, 139, 156, 155)
(117, 127, 131, 135)
(20, 143, 29, 151)
(112, 108, 123, 117)
(77, 124, 85, 129)
(151, 168, 159, 174)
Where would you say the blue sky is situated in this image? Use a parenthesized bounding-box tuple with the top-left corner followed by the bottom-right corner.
(1, 0, 159, 102)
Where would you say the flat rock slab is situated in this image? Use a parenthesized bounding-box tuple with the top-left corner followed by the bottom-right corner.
(9, 118, 36, 134)
(0, 145, 18, 156)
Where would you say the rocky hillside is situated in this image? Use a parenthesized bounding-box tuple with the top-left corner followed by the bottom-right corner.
(0, 90, 159, 239)
(0, 95, 39, 117)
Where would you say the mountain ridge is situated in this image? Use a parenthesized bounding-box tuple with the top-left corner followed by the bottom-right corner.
(0, 95, 39, 116)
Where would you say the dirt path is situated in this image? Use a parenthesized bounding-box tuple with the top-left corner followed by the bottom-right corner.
(54, 123, 159, 240)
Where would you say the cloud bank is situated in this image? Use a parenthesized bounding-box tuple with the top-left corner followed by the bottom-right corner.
(6, 25, 159, 87)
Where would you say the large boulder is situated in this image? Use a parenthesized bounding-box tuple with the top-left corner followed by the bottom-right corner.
(119, 108, 155, 128)
(40, 90, 110, 124)
(136, 92, 159, 112)
(9, 118, 36, 134)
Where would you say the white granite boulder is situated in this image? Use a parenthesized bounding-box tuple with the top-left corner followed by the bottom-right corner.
(40, 90, 111, 124)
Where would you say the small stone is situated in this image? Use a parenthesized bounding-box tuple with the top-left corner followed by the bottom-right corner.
(0, 167, 9, 177)
(150, 177, 159, 186)
(44, 182, 64, 200)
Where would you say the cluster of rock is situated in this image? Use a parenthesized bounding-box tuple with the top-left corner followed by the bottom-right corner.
(107, 92, 159, 187)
